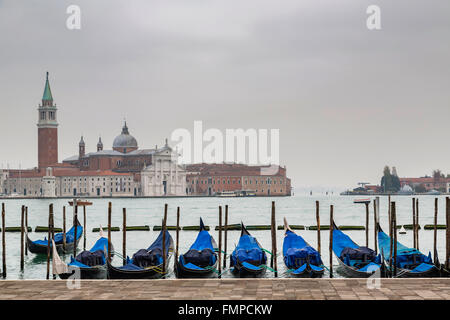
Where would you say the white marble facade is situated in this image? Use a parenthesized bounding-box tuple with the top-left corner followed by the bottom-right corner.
(140, 147, 186, 196)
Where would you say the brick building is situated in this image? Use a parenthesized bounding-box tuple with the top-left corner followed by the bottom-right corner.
(399, 177, 450, 192)
(185, 163, 291, 196)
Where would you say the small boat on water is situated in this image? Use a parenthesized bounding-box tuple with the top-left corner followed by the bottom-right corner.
(175, 218, 218, 278)
(53, 228, 113, 279)
(68, 200, 93, 206)
(26, 218, 83, 254)
(332, 220, 384, 278)
(216, 191, 237, 197)
(107, 229, 173, 279)
(283, 218, 324, 278)
(230, 223, 267, 278)
(377, 224, 439, 277)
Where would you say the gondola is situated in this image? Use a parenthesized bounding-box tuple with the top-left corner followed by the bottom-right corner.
(107, 229, 173, 279)
(53, 228, 113, 280)
(332, 220, 384, 278)
(26, 218, 83, 254)
(175, 218, 218, 278)
(377, 224, 439, 277)
(230, 223, 267, 278)
(283, 218, 324, 278)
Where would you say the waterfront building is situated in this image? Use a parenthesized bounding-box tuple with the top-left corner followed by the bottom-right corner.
(399, 177, 450, 192)
(185, 163, 291, 196)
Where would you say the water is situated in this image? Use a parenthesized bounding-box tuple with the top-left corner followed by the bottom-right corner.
(0, 195, 447, 279)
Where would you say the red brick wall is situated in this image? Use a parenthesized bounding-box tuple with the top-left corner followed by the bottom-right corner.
(82, 155, 152, 171)
(186, 173, 291, 196)
(38, 127, 58, 168)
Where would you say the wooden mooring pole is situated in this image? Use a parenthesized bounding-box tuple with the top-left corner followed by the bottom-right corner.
(73, 204, 78, 258)
(416, 198, 419, 251)
(83, 205, 87, 251)
(271, 201, 278, 277)
(218, 206, 222, 278)
(392, 202, 397, 277)
(20, 205, 24, 271)
(365, 202, 369, 247)
(444, 197, 449, 269)
(223, 204, 228, 269)
(412, 197, 416, 249)
(122, 208, 126, 266)
(433, 198, 438, 265)
(51, 209, 55, 279)
(373, 199, 378, 255)
(175, 206, 180, 267)
(62, 206, 66, 251)
(329, 205, 334, 278)
(107, 202, 112, 263)
(25, 206, 28, 256)
(1, 203, 6, 278)
(315, 201, 321, 255)
(162, 204, 168, 277)
(389, 203, 393, 275)
(388, 195, 391, 238)
(46, 204, 53, 280)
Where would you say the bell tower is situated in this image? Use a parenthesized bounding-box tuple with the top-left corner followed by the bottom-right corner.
(37, 72, 58, 168)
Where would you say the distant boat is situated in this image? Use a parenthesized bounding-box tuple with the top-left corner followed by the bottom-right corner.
(353, 198, 371, 204)
(425, 189, 441, 195)
(69, 199, 93, 206)
(399, 226, 406, 234)
(216, 191, 237, 197)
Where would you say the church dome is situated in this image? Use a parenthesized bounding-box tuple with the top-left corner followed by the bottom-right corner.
(113, 122, 138, 152)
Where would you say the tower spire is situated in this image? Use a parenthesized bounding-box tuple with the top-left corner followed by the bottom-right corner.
(42, 71, 53, 102)
(122, 120, 129, 135)
(97, 136, 103, 151)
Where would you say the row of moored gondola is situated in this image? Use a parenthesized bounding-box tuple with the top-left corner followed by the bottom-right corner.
(26, 216, 449, 279)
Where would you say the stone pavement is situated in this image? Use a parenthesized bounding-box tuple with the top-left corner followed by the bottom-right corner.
(0, 278, 449, 300)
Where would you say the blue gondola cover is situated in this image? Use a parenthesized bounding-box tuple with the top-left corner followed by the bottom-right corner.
(231, 234, 266, 267)
(283, 230, 322, 269)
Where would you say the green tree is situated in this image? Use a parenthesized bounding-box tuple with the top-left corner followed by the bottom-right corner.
(380, 165, 400, 192)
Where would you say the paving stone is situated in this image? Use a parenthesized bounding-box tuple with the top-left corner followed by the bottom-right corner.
(0, 279, 448, 300)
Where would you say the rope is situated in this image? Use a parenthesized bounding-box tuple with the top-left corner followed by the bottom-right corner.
(218, 268, 231, 277)
(204, 265, 220, 274)
(258, 264, 276, 272)
(110, 250, 171, 275)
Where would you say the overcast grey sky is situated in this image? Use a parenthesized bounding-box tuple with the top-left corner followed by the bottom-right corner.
(0, 0, 449, 191)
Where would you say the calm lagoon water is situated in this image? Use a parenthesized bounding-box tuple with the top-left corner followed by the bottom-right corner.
(0, 194, 447, 279)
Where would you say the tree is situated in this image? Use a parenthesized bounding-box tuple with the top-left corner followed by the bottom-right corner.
(380, 165, 400, 193)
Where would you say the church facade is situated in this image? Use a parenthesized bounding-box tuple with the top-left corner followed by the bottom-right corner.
(0, 73, 186, 198)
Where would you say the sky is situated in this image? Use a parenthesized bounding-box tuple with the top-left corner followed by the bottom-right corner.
(0, 0, 449, 191)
